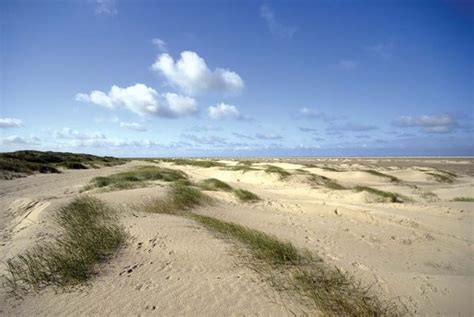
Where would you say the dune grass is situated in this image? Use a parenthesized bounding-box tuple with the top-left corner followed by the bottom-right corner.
(224, 165, 258, 172)
(233, 188, 261, 202)
(451, 197, 474, 202)
(144, 183, 398, 316)
(364, 169, 400, 182)
(318, 165, 341, 172)
(159, 158, 224, 168)
(426, 172, 455, 183)
(3, 197, 126, 295)
(353, 186, 406, 203)
(265, 165, 291, 179)
(308, 174, 346, 190)
(0, 150, 126, 179)
(83, 166, 188, 191)
(198, 178, 233, 192)
(237, 160, 254, 166)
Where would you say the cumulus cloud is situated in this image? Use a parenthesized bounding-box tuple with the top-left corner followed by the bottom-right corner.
(76, 83, 197, 118)
(151, 51, 244, 95)
(119, 122, 147, 131)
(255, 133, 283, 140)
(95, 0, 117, 15)
(338, 59, 358, 70)
(260, 5, 297, 39)
(0, 117, 23, 128)
(208, 103, 241, 119)
(54, 128, 106, 140)
(394, 114, 457, 133)
(151, 38, 168, 51)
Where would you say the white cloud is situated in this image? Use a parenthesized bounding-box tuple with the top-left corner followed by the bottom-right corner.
(368, 42, 393, 60)
(260, 5, 297, 39)
(151, 51, 244, 95)
(164, 93, 198, 117)
(76, 83, 198, 118)
(208, 103, 240, 120)
(394, 114, 457, 133)
(0, 117, 23, 128)
(54, 128, 106, 140)
(297, 107, 324, 119)
(119, 122, 147, 131)
(338, 59, 358, 70)
(151, 38, 168, 51)
(2, 135, 40, 145)
(95, 0, 117, 15)
(255, 133, 283, 140)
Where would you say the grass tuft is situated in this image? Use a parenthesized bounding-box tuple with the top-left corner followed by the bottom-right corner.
(224, 165, 258, 172)
(159, 158, 224, 168)
(426, 172, 455, 183)
(265, 165, 291, 179)
(198, 178, 233, 192)
(3, 197, 126, 295)
(308, 174, 346, 190)
(364, 170, 400, 182)
(233, 189, 261, 202)
(451, 197, 474, 202)
(353, 186, 406, 203)
(144, 183, 210, 215)
(84, 166, 187, 191)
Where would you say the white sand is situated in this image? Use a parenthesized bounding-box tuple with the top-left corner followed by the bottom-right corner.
(1, 158, 473, 316)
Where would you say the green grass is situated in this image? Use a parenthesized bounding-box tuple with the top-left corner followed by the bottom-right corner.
(451, 197, 474, 202)
(233, 189, 260, 202)
(353, 186, 405, 203)
(224, 165, 258, 172)
(144, 184, 398, 316)
(144, 183, 210, 215)
(159, 158, 224, 168)
(83, 166, 188, 191)
(308, 174, 346, 190)
(3, 197, 126, 295)
(198, 178, 233, 192)
(364, 169, 400, 182)
(0, 150, 126, 179)
(426, 172, 455, 183)
(265, 165, 291, 179)
(237, 160, 254, 166)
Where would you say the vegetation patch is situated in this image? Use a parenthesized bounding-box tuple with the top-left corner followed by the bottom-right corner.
(353, 186, 406, 203)
(3, 197, 126, 295)
(318, 165, 341, 172)
(83, 166, 187, 191)
(451, 197, 474, 202)
(0, 150, 125, 179)
(308, 174, 346, 190)
(233, 189, 261, 202)
(364, 169, 400, 182)
(426, 172, 455, 183)
(144, 184, 398, 316)
(198, 178, 233, 192)
(265, 165, 291, 179)
(224, 165, 258, 172)
(159, 158, 224, 168)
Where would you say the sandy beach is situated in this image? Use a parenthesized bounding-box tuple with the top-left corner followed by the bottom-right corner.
(1, 157, 473, 316)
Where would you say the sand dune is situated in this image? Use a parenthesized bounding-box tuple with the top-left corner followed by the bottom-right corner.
(1, 158, 473, 316)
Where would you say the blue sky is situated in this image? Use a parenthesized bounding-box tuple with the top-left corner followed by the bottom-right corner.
(1, 0, 473, 157)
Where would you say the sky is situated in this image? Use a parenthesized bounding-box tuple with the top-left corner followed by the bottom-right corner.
(0, 0, 473, 157)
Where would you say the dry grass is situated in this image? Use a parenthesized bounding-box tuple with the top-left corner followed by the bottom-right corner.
(426, 172, 455, 183)
(159, 158, 224, 168)
(3, 197, 126, 295)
